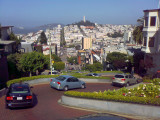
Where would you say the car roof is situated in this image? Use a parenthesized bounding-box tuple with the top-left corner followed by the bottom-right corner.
(58, 75, 74, 78)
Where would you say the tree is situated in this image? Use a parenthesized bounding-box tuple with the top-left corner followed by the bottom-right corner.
(53, 62, 65, 71)
(107, 32, 124, 38)
(133, 51, 145, 74)
(132, 17, 144, 45)
(45, 54, 62, 62)
(40, 31, 47, 44)
(9, 32, 21, 44)
(106, 52, 128, 70)
(94, 62, 103, 71)
(9, 32, 21, 52)
(20, 51, 49, 76)
(85, 64, 96, 72)
(60, 28, 66, 47)
(85, 62, 103, 72)
(67, 56, 78, 65)
(7, 53, 23, 79)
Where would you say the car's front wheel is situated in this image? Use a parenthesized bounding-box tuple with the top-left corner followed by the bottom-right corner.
(63, 86, 68, 91)
(81, 84, 85, 89)
(125, 82, 130, 87)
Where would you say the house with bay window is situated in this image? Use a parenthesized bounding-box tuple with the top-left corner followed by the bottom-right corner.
(142, 9, 160, 75)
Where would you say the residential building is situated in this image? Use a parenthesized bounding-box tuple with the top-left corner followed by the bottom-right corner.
(82, 37, 92, 49)
(0, 41, 16, 55)
(142, 9, 160, 74)
(21, 41, 34, 53)
(0, 26, 13, 40)
(42, 44, 57, 55)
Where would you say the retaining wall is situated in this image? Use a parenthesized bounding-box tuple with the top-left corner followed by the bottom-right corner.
(61, 95, 160, 119)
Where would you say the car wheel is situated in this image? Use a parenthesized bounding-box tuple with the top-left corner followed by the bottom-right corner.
(81, 84, 85, 89)
(64, 86, 68, 91)
(135, 80, 138, 84)
(111, 83, 114, 86)
(125, 82, 130, 87)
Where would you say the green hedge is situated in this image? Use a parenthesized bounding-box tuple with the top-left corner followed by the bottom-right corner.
(6, 75, 58, 87)
(143, 78, 160, 85)
(64, 91, 160, 106)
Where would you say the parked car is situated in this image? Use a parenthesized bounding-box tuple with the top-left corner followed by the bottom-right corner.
(50, 75, 86, 91)
(48, 70, 59, 75)
(112, 73, 138, 87)
(86, 73, 101, 77)
(5, 83, 33, 109)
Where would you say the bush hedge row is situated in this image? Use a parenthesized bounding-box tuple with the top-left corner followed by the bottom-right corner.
(64, 91, 160, 106)
(6, 75, 58, 87)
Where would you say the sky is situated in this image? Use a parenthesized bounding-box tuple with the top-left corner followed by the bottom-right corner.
(0, 0, 159, 28)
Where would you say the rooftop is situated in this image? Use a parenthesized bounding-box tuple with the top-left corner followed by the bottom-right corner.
(143, 9, 160, 12)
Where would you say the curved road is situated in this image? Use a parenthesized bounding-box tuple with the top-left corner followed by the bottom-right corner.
(0, 83, 126, 120)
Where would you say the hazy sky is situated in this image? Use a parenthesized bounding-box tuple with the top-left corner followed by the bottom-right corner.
(0, 0, 159, 27)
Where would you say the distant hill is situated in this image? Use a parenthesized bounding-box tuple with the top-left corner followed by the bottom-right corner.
(13, 23, 65, 34)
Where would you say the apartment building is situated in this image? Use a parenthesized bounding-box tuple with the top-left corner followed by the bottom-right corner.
(82, 37, 92, 49)
(142, 9, 160, 74)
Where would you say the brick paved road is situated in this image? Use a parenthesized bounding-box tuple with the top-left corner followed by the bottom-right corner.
(0, 83, 119, 120)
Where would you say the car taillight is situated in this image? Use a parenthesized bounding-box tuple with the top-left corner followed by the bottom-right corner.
(112, 77, 115, 79)
(26, 96, 32, 100)
(6, 96, 13, 100)
(50, 79, 52, 82)
(57, 82, 61, 85)
(121, 79, 126, 81)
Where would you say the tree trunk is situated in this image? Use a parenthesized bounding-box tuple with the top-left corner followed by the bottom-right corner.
(29, 72, 32, 77)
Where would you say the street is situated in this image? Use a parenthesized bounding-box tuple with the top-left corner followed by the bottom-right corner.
(0, 83, 120, 120)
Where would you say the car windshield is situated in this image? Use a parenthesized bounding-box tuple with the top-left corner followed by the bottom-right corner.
(11, 86, 30, 93)
(115, 75, 124, 78)
(56, 76, 66, 81)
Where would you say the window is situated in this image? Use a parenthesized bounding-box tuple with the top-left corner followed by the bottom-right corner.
(72, 77, 79, 82)
(149, 37, 155, 47)
(145, 17, 148, 26)
(115, 75, 124, 78)
(150, 16, 156, 26)
(143, 37, 147, 46)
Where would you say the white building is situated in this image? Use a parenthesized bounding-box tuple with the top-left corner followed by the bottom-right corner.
(142, 9, 160, 74)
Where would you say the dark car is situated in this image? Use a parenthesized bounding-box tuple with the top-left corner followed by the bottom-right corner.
(48, 70, 59, 75)
(5, 83, 33, 109)
(86, 73, 101, 77)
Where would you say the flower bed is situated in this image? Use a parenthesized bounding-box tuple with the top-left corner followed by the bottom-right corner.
(64, 82, 160, 106)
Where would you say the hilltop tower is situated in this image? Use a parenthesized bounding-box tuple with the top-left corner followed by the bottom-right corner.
(83, 16, 86, 23)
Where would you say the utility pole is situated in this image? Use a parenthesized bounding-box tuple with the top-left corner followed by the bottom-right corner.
(49, 29, 53, 75)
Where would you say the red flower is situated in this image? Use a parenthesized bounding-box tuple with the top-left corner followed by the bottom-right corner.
(123, 93, 125, 96)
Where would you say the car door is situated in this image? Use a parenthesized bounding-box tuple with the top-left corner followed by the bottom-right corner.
(72, 77, 81, 88)
(66, 77, 74, 89)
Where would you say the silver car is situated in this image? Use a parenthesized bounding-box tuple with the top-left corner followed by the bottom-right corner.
(112, 74, 138, 87)
(50, 75, 86, 91)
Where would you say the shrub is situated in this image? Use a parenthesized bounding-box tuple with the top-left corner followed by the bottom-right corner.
(6, 75, 58, 87)
(64, 83, 160, 106)
(64, 90, 160, 106)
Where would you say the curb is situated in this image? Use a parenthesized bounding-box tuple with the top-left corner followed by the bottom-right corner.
(0, 88, 7, 98)
(58, 99, 155, 120)
(61, 95, 160, 119)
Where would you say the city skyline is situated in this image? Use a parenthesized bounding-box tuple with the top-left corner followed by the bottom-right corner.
(0, 0, 159, 28)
